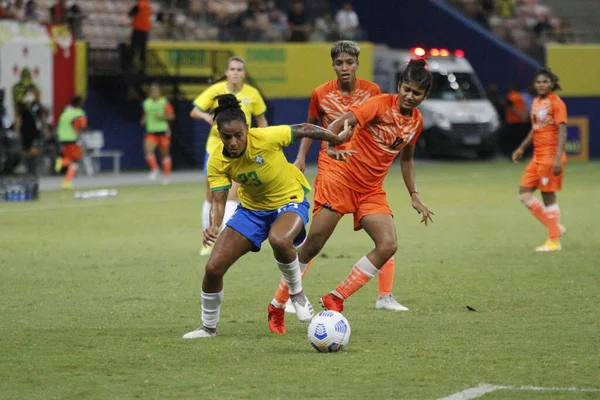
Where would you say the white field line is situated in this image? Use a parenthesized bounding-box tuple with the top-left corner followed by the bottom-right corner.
(437, 384, 505, 400)
(0, 194, 202, 214)
(438, 383, 600, 400)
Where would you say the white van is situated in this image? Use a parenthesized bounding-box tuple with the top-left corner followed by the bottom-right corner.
(373, 46, 500, 158)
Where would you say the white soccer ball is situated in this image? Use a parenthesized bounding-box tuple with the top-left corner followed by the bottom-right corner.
(307, 311, 351, 353)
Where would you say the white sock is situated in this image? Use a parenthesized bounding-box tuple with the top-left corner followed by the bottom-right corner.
(276, 256, 302, 295)
(545, 203, 560, 213)
(222, 200, 238, 227)
(299, 261, 309, 273)
(201, 290, 223, 329)
(202, 200, 211, 231)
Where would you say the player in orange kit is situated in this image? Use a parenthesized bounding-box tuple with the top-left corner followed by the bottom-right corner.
(512, 68, 567, 252)
(277, 58, 434, 325)
(267, 41, 406, 334)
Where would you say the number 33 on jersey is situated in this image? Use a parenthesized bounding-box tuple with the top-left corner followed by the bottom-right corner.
(207, 125, 311, 211)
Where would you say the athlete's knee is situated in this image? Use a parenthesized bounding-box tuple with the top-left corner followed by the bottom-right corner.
(518, 191, 533, 203)
(376, 236, 398, 260)
(268, 231, 294, 254)
(205, 260, 226, 281)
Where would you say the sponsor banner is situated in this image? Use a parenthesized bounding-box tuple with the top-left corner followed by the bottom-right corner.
(148, 42, 374, 99)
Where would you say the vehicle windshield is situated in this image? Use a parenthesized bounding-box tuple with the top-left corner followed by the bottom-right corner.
(428, 72, 486, 100)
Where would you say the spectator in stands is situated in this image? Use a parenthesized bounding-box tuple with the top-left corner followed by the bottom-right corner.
(496, 0, 516, 18)
(335, 1, 362, 40)
(67, 2, 83, 39)
(311, 11, 335, 42)
(8, 0, 26, 21)
(24, 1, 40, 22)
(554, 18, 576, 43)
(239, 0, 270, 41)
(129, 0, 152, 74)
(49, 0, 67, 23)
(267, 3, 288, 42)
(287, 0, 310, 42)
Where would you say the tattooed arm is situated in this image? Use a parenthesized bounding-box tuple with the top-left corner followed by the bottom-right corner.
(290, 122, 351, 145)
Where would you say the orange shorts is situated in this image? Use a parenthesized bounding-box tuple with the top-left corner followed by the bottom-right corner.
(314, 173, 392, 231)
(61, 143, 82, 162)
(520, 154, 567, 192)
(145, 132, 171, 149)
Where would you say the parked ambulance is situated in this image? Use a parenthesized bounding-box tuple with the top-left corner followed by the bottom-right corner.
(373, 46, 500, 158)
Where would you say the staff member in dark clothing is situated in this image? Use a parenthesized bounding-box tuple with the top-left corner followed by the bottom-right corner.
(129, 0, 152, 74)
(15, 86, 49, 175)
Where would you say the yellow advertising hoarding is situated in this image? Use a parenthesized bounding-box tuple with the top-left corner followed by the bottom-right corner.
(546, 44, 600, 97)
(149, 42, 374, 99)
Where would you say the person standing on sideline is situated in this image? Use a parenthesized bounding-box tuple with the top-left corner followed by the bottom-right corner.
(141, 83, 175, 184)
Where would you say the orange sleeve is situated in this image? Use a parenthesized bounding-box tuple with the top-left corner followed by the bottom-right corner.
(164, 102, 174, 116)
(308, 89, 320, 120)
(552, 97, 567, 125)
(370, 82, 382, 96)
(72, 116, 87, 132)
(350, 95, 387, 127)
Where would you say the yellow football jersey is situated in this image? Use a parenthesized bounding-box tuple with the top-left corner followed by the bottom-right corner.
(207, 125, 311, 211)
(193, 82, 267, 155)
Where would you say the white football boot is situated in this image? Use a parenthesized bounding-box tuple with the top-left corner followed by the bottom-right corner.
(182, 326, 217, 339)
(284, 299, 296, 314)
(290, 291, 314, 322)
(375, 294, 409, 311)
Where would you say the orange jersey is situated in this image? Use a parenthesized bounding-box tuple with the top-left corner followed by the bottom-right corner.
(531, 93, 567, 157)
(325, 94, 423, 192)
(308, 79, 381, 164)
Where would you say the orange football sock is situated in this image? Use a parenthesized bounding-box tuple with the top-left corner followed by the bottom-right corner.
(161, 156, 172, 177)
(64, 164, 78, 183)
(273, 260, 312, 306)
(525, 197, 548, 227)
(145, 154, 158, 171)
(545, 204, 561, 241)
(377, 257, 395, 297)
(334, 256, 378, 300)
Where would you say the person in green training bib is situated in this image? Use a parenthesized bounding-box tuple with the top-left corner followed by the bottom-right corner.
(54, 96, 88, 189)
(141, 83, 175, 184)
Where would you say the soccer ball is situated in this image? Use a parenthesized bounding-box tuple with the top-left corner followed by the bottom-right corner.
(307, 311, 351, 353)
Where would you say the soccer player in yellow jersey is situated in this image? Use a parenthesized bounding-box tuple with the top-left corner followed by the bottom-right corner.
(183, 94, 352, 339)
(191, 56, 268, 256)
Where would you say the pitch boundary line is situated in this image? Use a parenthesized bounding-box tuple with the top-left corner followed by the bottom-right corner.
(438, 383, 600, 399)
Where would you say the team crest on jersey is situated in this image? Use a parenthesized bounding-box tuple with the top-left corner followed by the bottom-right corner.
(242, 97, 250, 105)
(537, 108, 547, 121)
(541, 176, 549, 186)
(254, 155, 264, 165)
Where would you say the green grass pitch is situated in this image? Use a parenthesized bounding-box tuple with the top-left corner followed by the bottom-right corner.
(1, 161, 599, 399)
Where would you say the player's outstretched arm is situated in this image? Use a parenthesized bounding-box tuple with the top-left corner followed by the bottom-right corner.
(190, 107, 214, 126)
(204, 189, 228, 246)
(293, 114, 319, 172)
(325, 111, 359, 162)
(400, 145, 434, 226)
(290, 122, 351, 145)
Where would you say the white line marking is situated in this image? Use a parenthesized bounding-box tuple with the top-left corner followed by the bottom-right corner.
(0, 194, 202, 214)
(513, 385, 600, 392)
(438, 383, 600, 399)
(437, 384, 504, 400)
